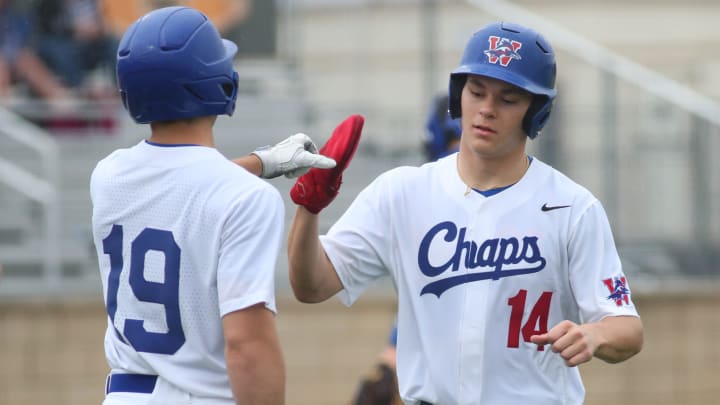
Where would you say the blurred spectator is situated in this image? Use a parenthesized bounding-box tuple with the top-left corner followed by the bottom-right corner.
(422, 93, 461, 162)
(100, 0, 249, 38)
(0, 0, 71, 102)
(33, 0, 117, 98)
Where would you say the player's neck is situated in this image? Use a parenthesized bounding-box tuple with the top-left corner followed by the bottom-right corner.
(149, 117, 216, 147)
(456, 150, 529, 192)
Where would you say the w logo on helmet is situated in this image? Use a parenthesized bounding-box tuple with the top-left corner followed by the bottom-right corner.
(484, 36, 523, 67)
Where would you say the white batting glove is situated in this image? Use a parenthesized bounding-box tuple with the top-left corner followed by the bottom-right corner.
(252, 133, 337, 179)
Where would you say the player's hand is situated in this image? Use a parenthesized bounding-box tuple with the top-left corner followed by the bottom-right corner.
(252, 133, 337, 179)
(530, 320, 597, 367)
(290, 114, 364, 214)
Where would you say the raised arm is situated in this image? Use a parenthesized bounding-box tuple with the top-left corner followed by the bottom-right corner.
(286, 206, 343, 303)
(232, 155, 263, 176)
(233, 133, 336, 178)
(286, 115, 365, 303)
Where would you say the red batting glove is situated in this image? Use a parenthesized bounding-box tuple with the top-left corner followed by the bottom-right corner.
(290, 114, 364, 214)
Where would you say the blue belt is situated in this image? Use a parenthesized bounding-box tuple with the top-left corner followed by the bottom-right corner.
(106, 373, 158, 394)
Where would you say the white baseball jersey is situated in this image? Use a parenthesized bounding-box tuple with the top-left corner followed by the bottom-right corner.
(321, 154, 639, 405)
(91, 140, 284, 401)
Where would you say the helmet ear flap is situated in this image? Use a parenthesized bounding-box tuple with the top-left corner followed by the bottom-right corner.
(120, 89, 129, 112)
(448, 74, 467, 119)
(523, 96, 553, 139)
(224, 71, 239, 116)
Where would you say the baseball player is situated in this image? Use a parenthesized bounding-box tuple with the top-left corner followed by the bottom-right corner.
(286, 22, 643, 404)
(422, 93, 462, 162)
(91, 7, 335, 405)
(350, 93, 462, 405)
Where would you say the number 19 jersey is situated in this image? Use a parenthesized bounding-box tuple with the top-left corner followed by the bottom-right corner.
(90, 141, 284, 400)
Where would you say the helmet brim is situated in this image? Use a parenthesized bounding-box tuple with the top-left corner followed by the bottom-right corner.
(451, 64, 556, 99)
(222, 38, 238, 61)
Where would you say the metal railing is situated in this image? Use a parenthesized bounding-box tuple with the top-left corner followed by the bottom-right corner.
(470, 0, 720, 282)
(469, 0, 720, 125)
(0, 107, 61, 287)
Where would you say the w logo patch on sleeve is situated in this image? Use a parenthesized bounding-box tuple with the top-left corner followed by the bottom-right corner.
(603, 277, 630, 306)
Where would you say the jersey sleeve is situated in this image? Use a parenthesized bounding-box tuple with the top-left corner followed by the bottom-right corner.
(217, 183, 285, 317)
(321, 174, 394, 306)
(568, 200, 639, 323)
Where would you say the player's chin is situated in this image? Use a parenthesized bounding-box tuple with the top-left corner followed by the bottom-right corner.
(465, 138, 497, 156)
(465, 127, 500, 145)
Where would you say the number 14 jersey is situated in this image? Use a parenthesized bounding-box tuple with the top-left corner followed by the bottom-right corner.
(321, 154, 639, 405)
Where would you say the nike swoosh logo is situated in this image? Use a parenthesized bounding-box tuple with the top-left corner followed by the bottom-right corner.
(541, 203, 571, 212)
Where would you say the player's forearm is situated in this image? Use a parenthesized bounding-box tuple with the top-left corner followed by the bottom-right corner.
(586, 315, 644, 363)
(226, 340, 286, 404)
(287, 206, 341, 303)
(232, 155, 263, 176)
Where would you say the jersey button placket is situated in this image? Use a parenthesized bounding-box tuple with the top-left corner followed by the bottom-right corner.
(459, 208, 488, 402)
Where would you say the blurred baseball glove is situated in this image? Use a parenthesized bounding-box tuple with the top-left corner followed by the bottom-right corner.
(351, 363, 402, 405)
(290, 114, 364, 214)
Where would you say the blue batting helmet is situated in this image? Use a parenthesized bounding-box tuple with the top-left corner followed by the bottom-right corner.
(116, 7, 239, 124)
(424, 94, 461, 161)
(448, 22, 557, 139)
